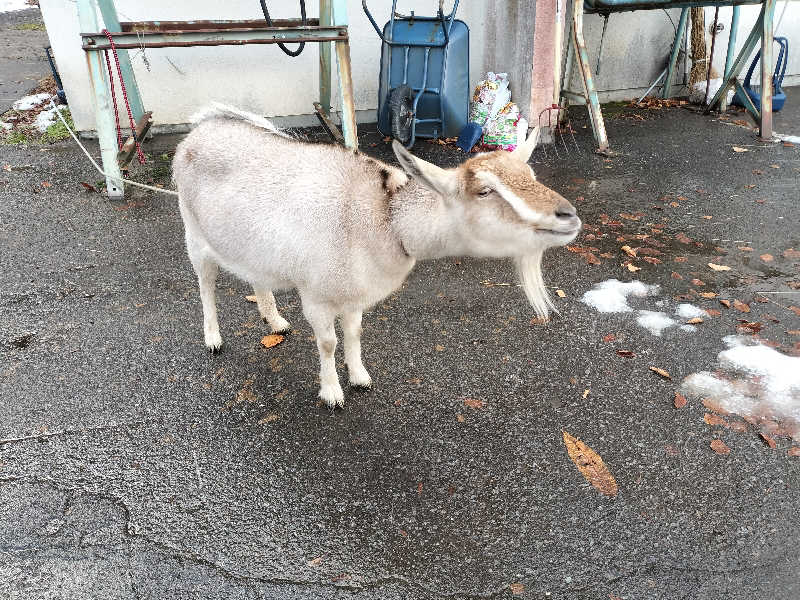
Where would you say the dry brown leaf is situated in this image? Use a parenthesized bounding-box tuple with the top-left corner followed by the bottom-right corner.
(261, 334, 285, 348)
(691, 278, 706, 286)
(674, 256, 688, 263)
(556, 289, 566, 298)
(710, 439, 731, 455)
(616, 350, 635, 357)
(704, 413, 729, 426)
(708, 263, 731, 271)
(671, 272, 683, 280)
(788, 447, 800, 457)
(509, 583, 525, 596)
(760, 253, 774, 262)
(720, 299, 732, 308)
(308, 556, 323, 567)
(582, 389, 590, 399)
(649, 366, 671, 379)
(732, 300, 751, 313)
(669, 201, 680, 208)
(258, 413, 279, 424)
(435, 344, 445, 352)
(463, 397, 485, 409)
(245, 295, 258, 303)
(603, 333, 617, 343)
(562, 431, 618, 497)
(642, 256, 662, 265)
(676, 233, 692, 244)
(738, 246, 753, 252)
(732, 146, 748, 152)
(706, 309, 722, 317)
(783, 248, 800, 259)
(456, 413, 465, 423)
(789, 306, 800, 316)
(686, 317, 704, 324)
(699, 292, 718, 299)
(626, 263, 641, 272)
(759, 433, 777, 449)
(674, 392, 687, 409)
(621, 245, 637, 257)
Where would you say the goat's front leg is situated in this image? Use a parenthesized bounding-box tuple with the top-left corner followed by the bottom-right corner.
(302, 300, 344, 407)
(340, 310, 371, 389)
(252, 287, 291, 333)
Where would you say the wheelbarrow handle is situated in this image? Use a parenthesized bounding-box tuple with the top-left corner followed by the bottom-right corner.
(362, 0, 459, 47)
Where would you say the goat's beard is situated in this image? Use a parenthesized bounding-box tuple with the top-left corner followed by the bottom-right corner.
(515, 251, 555, 320)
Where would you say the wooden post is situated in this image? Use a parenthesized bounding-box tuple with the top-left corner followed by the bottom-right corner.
(332, 0, 357, 150)
(77, 0, 124, 198)
(319, 0, 332, 115)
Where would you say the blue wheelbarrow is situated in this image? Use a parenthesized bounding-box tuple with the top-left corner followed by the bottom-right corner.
(732, 36, 788, 113)
(362, 0, 469, 148)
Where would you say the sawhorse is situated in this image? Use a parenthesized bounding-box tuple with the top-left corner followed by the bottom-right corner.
(559, 0, 778, 153)
(77, 0, 357, 198)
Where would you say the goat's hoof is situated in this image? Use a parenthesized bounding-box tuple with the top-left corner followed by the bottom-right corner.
(319, 383, 345, 408)
(205, 332, 223, 353)
(206, 343, 223, 354)
(349, 369, 372, 389)
(263, 316, 291, 334)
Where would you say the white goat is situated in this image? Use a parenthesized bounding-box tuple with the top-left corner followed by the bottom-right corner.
(172, 104, 581, 407)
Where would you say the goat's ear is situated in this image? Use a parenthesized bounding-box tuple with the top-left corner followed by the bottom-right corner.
(511, 126, 540, 163)
(392, 140, 457, 197)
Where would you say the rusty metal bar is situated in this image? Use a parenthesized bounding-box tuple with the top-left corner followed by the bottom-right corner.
(117, 110, 153, 168)
(120, 19, 320, 32)
(82, 26, 348, 51)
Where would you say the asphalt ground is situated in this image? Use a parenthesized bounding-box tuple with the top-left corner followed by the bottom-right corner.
(1, 93, 799, 599)
(0, 7, 50, 114)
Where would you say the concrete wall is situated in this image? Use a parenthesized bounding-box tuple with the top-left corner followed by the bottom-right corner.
(39, 0, 800, 133)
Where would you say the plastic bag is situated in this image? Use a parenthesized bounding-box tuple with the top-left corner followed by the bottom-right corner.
(470, 72, 525, 151)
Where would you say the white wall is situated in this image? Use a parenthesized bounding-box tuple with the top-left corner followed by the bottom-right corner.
(39, 1, 798, 133)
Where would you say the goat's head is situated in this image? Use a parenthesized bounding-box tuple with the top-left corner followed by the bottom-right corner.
(393, 129, 581, 318)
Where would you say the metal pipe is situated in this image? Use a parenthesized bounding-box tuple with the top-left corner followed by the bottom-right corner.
(662, 7, 688, 99)
(704, 7, 721, 106)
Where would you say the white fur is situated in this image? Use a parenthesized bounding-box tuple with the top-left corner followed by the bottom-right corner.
(172, 108, 578, 407)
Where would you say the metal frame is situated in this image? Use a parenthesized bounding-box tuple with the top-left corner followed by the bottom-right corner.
(77, 0, 357, 198)
(559, 0, 778, 153)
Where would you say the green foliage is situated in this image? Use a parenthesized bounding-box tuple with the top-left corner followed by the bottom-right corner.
(13, 22, 46, 31)
(40, 108, 73, 143)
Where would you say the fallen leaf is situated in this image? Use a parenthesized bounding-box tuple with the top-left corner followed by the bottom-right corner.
(582, 389, 590, 399)
(245, 295, 258, 303)
(261, 334, 284, 348)
(621, 245, 637, 257)
(649, 366, 671, 379)
(759, 433, 777, 449)
(669, 201, 680, 207)
(788, 282, 800, 290)
(599, 252, 614, 259)
(699, 292, 718, 299)
(674, 392, 687, 409)
(510, 583, 525, 596)
(674, 256, 688, 263)
(710, 439, 731, 455)
(686, 317, 704, 324)
(562, 431, 618, 497)
(308, 556, 324, 567)
(760, 253, 774, 262)
(738, 246, 753, 252)
(704, 413, 729, 426)
(41, 181, 52, 188)
(626, 263, 641, 272)
(783, 248, 800, 259)
(788, 447, 800, 457)
(732, 300, 750, 313)
(732, 146, 748, 152)
(642, 257, 662, 265)
(79, 181, 99, 193)
(435, 344, 445, 352)
(456, 413, 465, 423)
(691, 278, 706, 286)
(463, 397, 485, 409)
(620, 213, 640, 221)
(708, 263, 731, 271)
(258, 413, 279, 424)
(676, 233, 692, 244)
(331, 573, 350, 583)
(556, 289, 566, 298)
(706, 309, 722, 316)
(789, 330, 800, 335)
(720, 299, 731, 308)
(616, 350, 635, 357)
(789, 306, 800, 316)
(671, 271, 683, 280)
(603, 333, 617, 343)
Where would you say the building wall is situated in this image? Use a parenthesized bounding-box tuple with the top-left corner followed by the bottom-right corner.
(39, 0, 799, 133)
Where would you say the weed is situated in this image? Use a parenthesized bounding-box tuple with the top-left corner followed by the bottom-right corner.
(13, 22, 46, 31)
(40, 108, 73, 143)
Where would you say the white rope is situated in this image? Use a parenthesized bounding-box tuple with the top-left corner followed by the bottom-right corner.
(50, 97, 179, 197)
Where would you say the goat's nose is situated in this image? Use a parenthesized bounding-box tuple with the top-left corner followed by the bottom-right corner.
(555, 201, 577, 219)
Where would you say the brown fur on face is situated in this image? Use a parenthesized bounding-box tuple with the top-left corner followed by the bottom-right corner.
(461, 151, 573, 217)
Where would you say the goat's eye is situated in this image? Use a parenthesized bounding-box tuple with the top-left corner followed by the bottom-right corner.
(477, 188, 492, 197)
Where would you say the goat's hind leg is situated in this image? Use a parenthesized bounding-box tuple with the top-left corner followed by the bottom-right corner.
(341, 310, 371, 389)
(253, 287, 291, 333)
(187, 247, 222, 352)
(302, 299, 344, 408)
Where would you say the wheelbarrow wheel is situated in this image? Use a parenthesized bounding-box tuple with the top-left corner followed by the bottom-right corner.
(388, 85, 414, 146)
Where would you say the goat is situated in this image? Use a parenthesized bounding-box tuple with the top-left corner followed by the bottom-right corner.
(172, 104, 581, 407)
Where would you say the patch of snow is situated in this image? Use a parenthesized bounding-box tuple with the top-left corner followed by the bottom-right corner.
(775, 133, 800, 144)
(636, 310, 676, 336)
(675, 303, 707, 319)
(12, 93, 51, 111)
(33, 104, 65, 132)
(679, 324, 697, 333)
(0, 121, 11, 131)
(580, 279, 659, 313)
(681, 336, 800, 439)
(1, 0, 33, 12)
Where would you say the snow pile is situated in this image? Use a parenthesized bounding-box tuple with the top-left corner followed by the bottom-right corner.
(1, 1, 34, 12)
(12, 93, 51, 111)
(580, 279, 659, 313)
(33, 104, 66, 132)
(581, 280, 710, 337)
(681, 336, 800, 439)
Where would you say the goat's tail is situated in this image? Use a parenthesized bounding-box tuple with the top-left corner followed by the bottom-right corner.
(190, 102, 291, 138)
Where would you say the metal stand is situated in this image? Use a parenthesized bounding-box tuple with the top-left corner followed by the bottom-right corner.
(558, 0, 777, 153)
(77, 0, 357, 198)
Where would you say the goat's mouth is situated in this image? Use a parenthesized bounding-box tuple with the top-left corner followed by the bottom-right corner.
(535, 226, 581, 237)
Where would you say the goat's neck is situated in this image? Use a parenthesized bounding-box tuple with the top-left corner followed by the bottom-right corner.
(390, 182, 467, 260)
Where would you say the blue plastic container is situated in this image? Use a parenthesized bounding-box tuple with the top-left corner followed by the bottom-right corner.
(732, 36, 788, 113)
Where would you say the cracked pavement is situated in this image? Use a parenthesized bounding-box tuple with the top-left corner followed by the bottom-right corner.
(2, 91, 800, 599)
